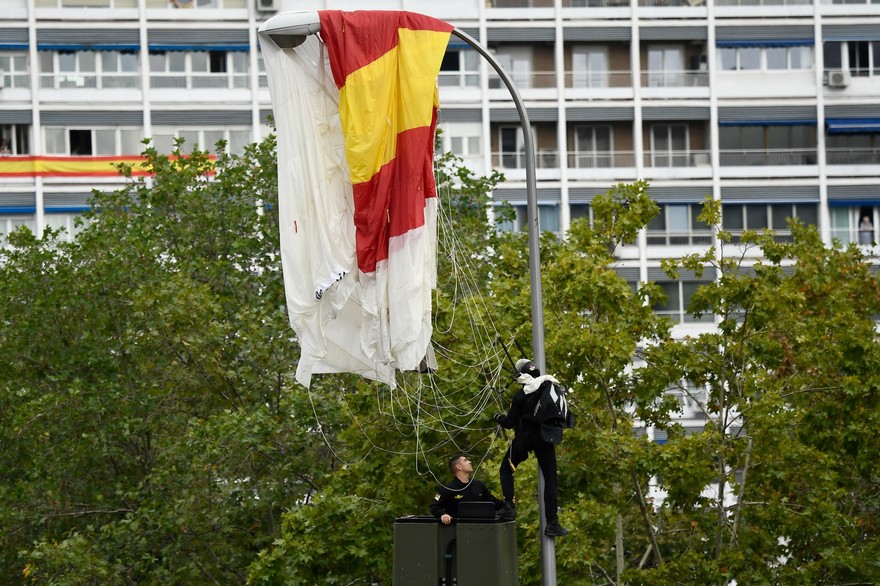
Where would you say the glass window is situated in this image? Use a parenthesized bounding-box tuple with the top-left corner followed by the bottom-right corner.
(191, 52, 209, 73)
(229, 130, 250, 154)
(873, 42, 880, 76)
(180, 130, 200, 150)
(120, 52, 138, 72)
(94, 129, 116, 155)
(771, 204, 792, 230)
(69, 129, 92, 155)
(796, 204, 818, 226)
(570, 204, 590, 221)
(767, 47, 787, 70)
(718, 48, 737, 71)
(824, 42, 842, 69)
(152, 133, 176, 154)
(204, 130, 225, 152)
(231, 52, 248, 73)
(740, 48, 760, 70)
(746, 205, 767, 229)
(792, 46, 812, 70)
(539, 205, 559, 233)
(59, 52, 76, 72)
(724, 205, 744, 230)
(209, 52, 227, 74)
(79, 51, 96, 72)
(148, 52, 166, 72)
(667, 205, 689, 233)
(169, 52, 186, 72)
(101, 52, 118, 72)
(44, 128, 66, 154)
(121, 129, 142, 155)
(39, 52, 54, 73)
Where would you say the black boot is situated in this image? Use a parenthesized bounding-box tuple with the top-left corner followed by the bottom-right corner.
(498, 501, 516, 522)
(544, 518, 569, 537)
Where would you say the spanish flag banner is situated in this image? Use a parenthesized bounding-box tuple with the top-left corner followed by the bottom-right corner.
(260, 11, 452, 388)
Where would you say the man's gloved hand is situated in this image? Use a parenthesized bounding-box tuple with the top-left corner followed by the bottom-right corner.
(494, 413, 505, 424)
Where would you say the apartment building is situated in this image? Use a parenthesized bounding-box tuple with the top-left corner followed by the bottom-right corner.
(1, 0, 879, 334)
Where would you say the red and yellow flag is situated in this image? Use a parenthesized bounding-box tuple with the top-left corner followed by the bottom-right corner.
(318, 10, 453, 274)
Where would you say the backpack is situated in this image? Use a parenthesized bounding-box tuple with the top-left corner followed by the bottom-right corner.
(527, 382, 575, 445)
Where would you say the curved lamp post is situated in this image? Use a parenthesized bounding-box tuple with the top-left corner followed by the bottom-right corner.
(259, 12, 555, 585)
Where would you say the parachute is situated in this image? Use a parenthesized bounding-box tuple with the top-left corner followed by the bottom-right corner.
(260, 11, 453, 388)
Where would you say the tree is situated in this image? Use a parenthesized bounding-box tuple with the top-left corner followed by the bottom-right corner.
(2, 138, 345, 584)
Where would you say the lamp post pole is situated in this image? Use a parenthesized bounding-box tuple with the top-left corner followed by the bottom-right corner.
(258, 14, 556, 585)
(450, 27, 555, 586)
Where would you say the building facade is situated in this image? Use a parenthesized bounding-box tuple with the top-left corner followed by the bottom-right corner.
(1, 0, 879, 337)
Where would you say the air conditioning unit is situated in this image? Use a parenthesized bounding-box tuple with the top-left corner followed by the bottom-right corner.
(256, 0, 278, 11)
(827, 69, 851, 88)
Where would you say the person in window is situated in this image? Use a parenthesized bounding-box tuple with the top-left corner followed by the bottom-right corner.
(859, 215, 874, 245)
(429, 455, 504, 525)
(0, 138, 10, 156)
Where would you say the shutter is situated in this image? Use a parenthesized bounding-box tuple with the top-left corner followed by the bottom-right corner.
(0, 28, 28, 48)
(827, 184, 880, 203)
(493, 188, 561, 204)
(642, 106, 710, 121)
(0, 192, 36, 208)
(439, 108, 482, 123)
(569, 186, 611, 202)
(37, 28, 140, 50)
(563, 27, 631, 42)
(490, 107, 557, 122)
(148, 29, 249, 51)
(152, 110, 252, 126)
(720, 185, 819, 203)
(44, 192, 92, 208)
(716, 25, 814, 44)
(718, 105, 816, 124)
(823, 25, 880, 42)
(825, 104, 880, 119)
(0, 110, 33, 124)
(41, 110, 144, 126)
(649, 185, 712, 202)
(640, 26, 708, 41)
(567, 107, 634, 121)
(486, 27, 555, 42)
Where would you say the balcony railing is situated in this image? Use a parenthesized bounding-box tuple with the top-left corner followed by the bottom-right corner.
(568, 151, 635, 168)
(488, 71, 556, 90)
(717, 0, 810, 4)
(487, 0, 554, 6)
(565, 71, 632, 88)
(822, 0, 880, 4)
(647, 230, 713, 246)
(564, 0, 629, 5)
(150, 73, 249, 90)
(144, 0, 246, 7)
(719, 149, 816, 166)
(645, 150, 711, 168)
(641, 70, 708, 88)
(727, 230, 794, 243)
(493, 151, 559, 169)
(438, 71, 480, 89)
(40, 74, 140, 90)
(2, 73, 30, 89)
(639, 0, 706, 6)
(826, 148, 880, 165)
(36, 0, 137, 6)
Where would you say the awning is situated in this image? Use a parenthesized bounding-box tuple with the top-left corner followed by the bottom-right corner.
(37, 43, 140, 52)
(716, 39, 813, 48)
(718, 119, 817, 127)
(826, 118, 880, 134)
(148, 44, 249, 52)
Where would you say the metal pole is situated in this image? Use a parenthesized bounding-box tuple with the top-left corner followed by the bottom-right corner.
(451, 27, 555, 586)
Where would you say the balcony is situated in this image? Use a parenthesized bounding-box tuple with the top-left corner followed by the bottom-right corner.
(568, 151, 636, 168)
(647, 230, 713, 246)
(717, 0, 810, 4)
(438, 71, 480, 89)
(487, 0, 553, 6)
(40, 74, 140, 90)
(564, 71, 632, 89)
(488, 71, 556, 90)
(563, 0, 629, 5)
(1, 73, 30, 90)
(644, 150, 711, 168)
(493, 150, 559, 169)
(641, 70, 708, 88)
(36, 0, 137, 6)
(150, 73, 248, 90)
(826, 148, 880, 166)
(719, 149, 816, 166)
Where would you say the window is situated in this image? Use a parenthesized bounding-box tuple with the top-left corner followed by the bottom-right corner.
(496, 204, 560, 234)
(826, 133, 880, 165)
(717, 46, 812, 71)
(570, 204, 592, 225)
(150, 127, 251, 155)
(439, 49, 479, 88)
(43, 127, 143, 156)
(39, 50, 139, 89)
(492, 47, 532, 89)
(719, 125, 816, 165)
(498, 126, 531, 169)
(647, 45, 684, 87)
(646, 204, 711, 245)
(439, 123, 482, 158)
(574, 125, 612, 168)
(830, 206, 877, 246)
(150, 50, 249, 90)
(652, 280, 713, 324)
(722, 203, 817, 242)
(0, 215, 36, 247)
(571, 46, 608, 88)
(824, 41, 880, 77)
(650, 124, 688, 167)
(45, 212, 89, 242)
(0, 125, 30, 155)
(0, 52, 29, 89)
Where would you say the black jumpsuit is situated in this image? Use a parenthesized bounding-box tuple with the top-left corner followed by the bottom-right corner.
(496, 381, 560, 523)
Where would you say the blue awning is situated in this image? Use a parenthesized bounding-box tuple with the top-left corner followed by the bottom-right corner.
(719, 119, 817, 127)
(0, 206, 36, 214)
(0, 43, 28, 50)
(38, 43, 140, 52)
(826, 118, 880, 134)
(148, 44, 249, 52)
(716, 39, 814, 48)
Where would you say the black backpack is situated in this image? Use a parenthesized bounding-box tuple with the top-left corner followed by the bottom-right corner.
(527, 381, 575, 445)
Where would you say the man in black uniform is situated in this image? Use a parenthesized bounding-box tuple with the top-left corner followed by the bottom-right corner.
(430, 455, 504, 524)
(495, 358, 569, 537)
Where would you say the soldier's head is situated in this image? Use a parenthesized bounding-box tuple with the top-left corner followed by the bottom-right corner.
(515, 358, 540, 377)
